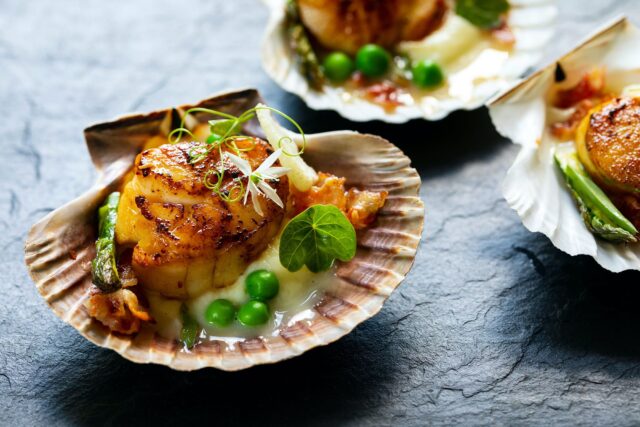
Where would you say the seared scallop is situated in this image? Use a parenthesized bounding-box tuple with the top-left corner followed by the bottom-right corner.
(576, 96, 640, 193)
(297, 0, 446, 55)
(115, 138, 289, 299)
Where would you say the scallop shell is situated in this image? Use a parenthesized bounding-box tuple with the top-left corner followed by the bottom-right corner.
(489, 16, 640, 272)
(24, 89, 424, 371)
(261, 0, 557, 123)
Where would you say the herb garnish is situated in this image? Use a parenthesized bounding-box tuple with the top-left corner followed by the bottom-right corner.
(279, 205, 357, 273)
(456, 0, 510, 29)
(168, 105, 307, 210)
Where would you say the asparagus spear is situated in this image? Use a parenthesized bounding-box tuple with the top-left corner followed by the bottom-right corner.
(285, 0, 324, 90)
(554, 146, 638, 243)
(91, 192, 122, 292)
(180, 304, 199, 349)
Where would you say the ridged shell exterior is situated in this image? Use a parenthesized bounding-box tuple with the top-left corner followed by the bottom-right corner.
(489, 17, 640, 272)
(261, 0, 557, 123)
(24, 89, 424, 371)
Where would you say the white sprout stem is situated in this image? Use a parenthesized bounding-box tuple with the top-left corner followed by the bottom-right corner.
(255, 104, 318, 192)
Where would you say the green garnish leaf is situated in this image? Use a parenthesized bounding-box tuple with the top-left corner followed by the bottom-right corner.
(180, 304, 199, 349)
(456, 0, 510, 29)
(279, 205, 356, 273)
(554, 147, 638, 243)
(208, 113, 254, 138)
(208, 119, 240, 136)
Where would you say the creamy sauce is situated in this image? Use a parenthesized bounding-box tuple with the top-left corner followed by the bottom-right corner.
(340, 13, 512, 110)
(146, 236, 335, 344)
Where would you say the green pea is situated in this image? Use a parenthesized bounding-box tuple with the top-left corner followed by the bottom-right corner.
(206, 133, 221, 144)
(204, 299, 235, 327)
(355, 44, 391, 78)
(245, 269, 279, 301)
(323, 52, 354, 83)
(412, 59, 445, 89)
(237, 301, 270, 326)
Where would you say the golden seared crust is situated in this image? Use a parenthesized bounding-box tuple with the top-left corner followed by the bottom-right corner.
(115, 138, 288, 297)
(585, 97, 640, 191)
(135, 138, 266, 200)
(297, 0, 446, 55)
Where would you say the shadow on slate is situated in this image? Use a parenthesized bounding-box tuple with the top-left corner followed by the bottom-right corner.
(274, 92, 508, 178)
(44, 314, 406, 426)
(494, 230, 640, 367)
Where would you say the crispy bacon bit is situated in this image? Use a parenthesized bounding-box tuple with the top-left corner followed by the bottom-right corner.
(349, 72, 405, 113)
(549, 68, 612, 140)
(292, 173, 348, 212)
(291, 172, 388, 229)
(550, 98, 600, 140)
(363, 82, 404, 113)
(346, 188, 388, 229)
(491, 20, 515, 47)
(553, 68, 606, 109)
(86, 289, 152, 335)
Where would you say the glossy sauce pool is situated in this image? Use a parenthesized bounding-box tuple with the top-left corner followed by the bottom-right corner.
(337, 15, 512, 113)
(145, 238, 336, 347)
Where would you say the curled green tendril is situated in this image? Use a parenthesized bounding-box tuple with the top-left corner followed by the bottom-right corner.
(203, 169, 224, 193)
(168, 105, 307, 204)
(203, 169, 245, 202)
(168, 127, 196, 144)
(187, 145, 211, 164)
(169, 107, 238, 145)
(224, 136, 257, 154)
(219, 179, 245, 203)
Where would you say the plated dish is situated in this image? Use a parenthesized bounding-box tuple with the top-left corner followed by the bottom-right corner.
(490, 17, 640, 272)
(24, 89, 424, 370)
(262, 0, 556, 122)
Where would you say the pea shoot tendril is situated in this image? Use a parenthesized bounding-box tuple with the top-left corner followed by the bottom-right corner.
(168, 105, 306, 205)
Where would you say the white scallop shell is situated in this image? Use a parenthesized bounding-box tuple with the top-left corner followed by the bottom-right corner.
(261, 0, 557, 122)
(489, 16, 640, 272)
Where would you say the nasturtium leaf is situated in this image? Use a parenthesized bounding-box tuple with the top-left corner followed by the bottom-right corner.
(455, 0, 510, 29)
(279, 205, 356, 273)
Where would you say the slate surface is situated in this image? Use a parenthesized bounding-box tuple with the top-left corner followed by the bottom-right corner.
(2, 1, 640, 425)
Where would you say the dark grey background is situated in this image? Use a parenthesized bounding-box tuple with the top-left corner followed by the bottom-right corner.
(2, 1, 640, 425)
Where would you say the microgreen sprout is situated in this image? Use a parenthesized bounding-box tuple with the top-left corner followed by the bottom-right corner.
(167, 105, 306, 212)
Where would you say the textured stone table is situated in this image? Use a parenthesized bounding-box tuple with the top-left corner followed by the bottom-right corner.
(2, 1, 640, 425)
